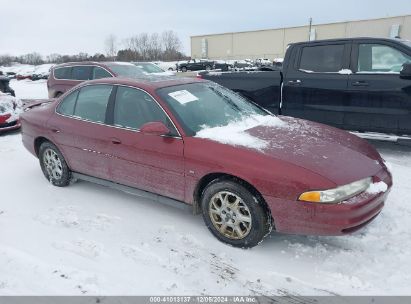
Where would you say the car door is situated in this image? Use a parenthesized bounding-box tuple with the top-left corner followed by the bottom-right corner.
(50, 84, 115, 180)
(346, 41, 411, 134)
(282, 42, 351, 128)
(106, 85, 185, 201)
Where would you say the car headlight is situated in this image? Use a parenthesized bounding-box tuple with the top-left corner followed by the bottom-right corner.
(298, 177, 372, 203)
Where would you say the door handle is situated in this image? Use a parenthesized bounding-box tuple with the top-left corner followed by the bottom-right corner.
(51, 128, 60, 133)
(110, 138, 122, 145)
(352, 81, 369, 87)
(288, 79, 302, 85)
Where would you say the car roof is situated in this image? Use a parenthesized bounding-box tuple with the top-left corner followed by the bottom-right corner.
(290, 37, 405, 46)
(80, 76, 206, 91)
(52, 61, 134, 69)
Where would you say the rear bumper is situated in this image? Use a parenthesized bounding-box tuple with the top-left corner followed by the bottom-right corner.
(0, 119, 21, 132)
(266, 169, 392, 236)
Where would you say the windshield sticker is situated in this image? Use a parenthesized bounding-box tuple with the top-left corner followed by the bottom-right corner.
(168, 90, 198, 104)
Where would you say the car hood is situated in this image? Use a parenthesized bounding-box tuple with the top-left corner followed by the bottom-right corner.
(245, 116, 384, 185)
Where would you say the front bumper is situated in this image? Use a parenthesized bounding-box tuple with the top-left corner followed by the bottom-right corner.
(0, 119, 21, 132)
(266, 168, 392, 236)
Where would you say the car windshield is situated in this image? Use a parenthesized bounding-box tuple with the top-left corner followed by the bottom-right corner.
(105, 63, 146, 78)
(157, 82, 269, 135)
(133, 63, 165, 73)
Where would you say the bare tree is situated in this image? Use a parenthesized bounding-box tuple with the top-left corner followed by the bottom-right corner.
(161, 30, 182, 60)
(147, 33, 162, 60)
(19, 53, 43, 65)
(0, 55, 14, 66)
(105, 34, 118, 60)
(113, 30, 185, 62)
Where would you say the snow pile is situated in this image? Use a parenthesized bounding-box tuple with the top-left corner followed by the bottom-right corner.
(0, 63, 54, 76)
(196, 114, 285, 150)
(299, 69, 353, 74)
(0, 93, 23, 123)
(366, 181, 388, 194)
(338, 69, 353, 75)
(8, 79, 48, 99)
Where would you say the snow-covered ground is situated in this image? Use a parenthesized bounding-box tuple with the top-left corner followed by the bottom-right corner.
(0, 81, 411, 296)
(9, 79, 48, 99)
(0, 63, 54, 77)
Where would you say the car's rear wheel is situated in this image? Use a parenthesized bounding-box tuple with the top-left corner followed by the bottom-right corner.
(39, 142, 71, 187)
(181, 67, 187, 72)
(205, 65, 212, 71)
(201, 179, 271, 248)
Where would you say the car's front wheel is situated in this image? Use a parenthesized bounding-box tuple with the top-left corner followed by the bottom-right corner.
(201, 179, 271, 248)
(39, 142, 71, 187)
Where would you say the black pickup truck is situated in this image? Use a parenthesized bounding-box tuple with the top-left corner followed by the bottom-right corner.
(200, 38, 411, 136)
(179, 59, 215, 72)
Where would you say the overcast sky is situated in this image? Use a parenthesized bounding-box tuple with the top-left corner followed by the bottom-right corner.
(2, 0, 411, 57)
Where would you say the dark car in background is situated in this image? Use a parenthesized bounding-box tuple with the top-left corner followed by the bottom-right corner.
(47, 61, 146, 98)
(214, 60, 233, 71)
(178, 59, 215, 72)
(0, 75, 15, 96)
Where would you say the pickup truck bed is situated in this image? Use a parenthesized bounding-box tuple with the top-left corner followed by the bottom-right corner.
(205, 71, 282, 114)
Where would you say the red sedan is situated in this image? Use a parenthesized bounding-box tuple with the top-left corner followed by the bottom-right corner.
(20, 77, 392, 248)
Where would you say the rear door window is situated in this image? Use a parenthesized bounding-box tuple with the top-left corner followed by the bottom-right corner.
(57, 91, 79, 115)
(113, 86, 169, 130)
(74, 85, 113, 123)
(53, 67, 72, 79)
(299, 44, 345, 72)
(92, 67, 112, 79)
(72, 66, 92, 80)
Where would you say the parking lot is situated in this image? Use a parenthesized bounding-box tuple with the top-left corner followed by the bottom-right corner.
(1, 80, 410, 296)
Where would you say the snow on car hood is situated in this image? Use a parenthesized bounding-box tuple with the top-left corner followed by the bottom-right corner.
(196, 115, 384, 185)
(195, 114, 286, 150)
(0, 93, 23, 123)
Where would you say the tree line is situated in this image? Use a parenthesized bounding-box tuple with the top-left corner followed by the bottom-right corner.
(0, 30, 187, 66)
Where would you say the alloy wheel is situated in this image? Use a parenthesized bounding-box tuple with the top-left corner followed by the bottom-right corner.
(208, 191, 252, 240)
(43, 148, 63, 181)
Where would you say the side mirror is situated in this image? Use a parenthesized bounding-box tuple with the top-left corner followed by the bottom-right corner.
(140, 121, 170, 136)
(400, 63, 411, 78)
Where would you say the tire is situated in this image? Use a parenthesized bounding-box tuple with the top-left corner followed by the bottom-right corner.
(168, 67, 174, 71)
(39, 141, 71, 187)
(181, 66, 187, 72)
(201, 179, 271, 248)
(54, 92, 63, 98)
(205, 65, 212, 71)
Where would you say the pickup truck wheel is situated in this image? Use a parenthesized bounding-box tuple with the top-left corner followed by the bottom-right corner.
(181, 67, 187, 72)
(205, 65, 212, 71)
(39, 142, 71, 187)
(201, 180, 271, 248)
